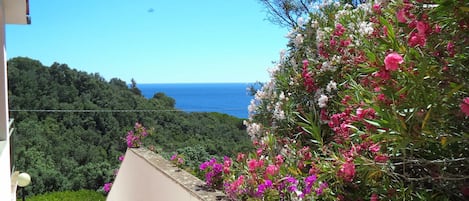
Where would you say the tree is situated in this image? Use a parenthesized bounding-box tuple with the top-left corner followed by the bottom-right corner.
(152, 92, 176, 108)
(129, 78, 142, 96)
(257, 0, 313, 28)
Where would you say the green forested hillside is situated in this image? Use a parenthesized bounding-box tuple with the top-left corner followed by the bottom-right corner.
(8, 57, 252, 195)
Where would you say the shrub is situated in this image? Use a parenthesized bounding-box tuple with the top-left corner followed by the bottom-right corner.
(201, 0, 469, 200)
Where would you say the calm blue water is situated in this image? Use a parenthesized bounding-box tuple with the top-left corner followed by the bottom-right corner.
(138, 83, 253, 118)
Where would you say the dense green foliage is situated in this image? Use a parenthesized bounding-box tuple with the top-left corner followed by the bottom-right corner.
(18, 190, 105, 201)
(8, 57, 252, 196)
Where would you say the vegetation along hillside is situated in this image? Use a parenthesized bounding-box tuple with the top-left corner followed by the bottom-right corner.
(8, 57, 253, 196)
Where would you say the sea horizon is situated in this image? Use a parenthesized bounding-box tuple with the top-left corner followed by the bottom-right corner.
(138, 83, 256, 118)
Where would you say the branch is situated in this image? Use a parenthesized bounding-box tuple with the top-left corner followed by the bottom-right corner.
(258, 0, 297, 28)
(391, 157, 469, 166)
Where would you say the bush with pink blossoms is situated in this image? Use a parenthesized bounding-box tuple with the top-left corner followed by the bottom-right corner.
(202, 0, 468, 200)
(170, 153, 185, 169)
(103, 122, 152, 195)
(199, 158, 225, 189)
(125, 122, 149, 148)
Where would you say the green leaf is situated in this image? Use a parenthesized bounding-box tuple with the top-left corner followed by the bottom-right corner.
(364, 119, 382, 127)
(366, 50, 377, 62)
(379, 16, 397, 49)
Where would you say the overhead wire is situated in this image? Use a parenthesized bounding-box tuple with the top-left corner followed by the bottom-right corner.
(9, 108, 247, 113)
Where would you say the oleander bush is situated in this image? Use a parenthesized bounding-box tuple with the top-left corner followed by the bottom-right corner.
(201, 0, 469, 200)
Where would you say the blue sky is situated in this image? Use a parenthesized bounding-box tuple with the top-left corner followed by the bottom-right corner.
(6, 0, 288, 83)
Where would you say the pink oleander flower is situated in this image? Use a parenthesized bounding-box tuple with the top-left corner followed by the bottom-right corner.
(256, 148, 263, 156)
(118, 155, 125, 162)
(356, 107, 364, 118)
(236, 153, 245, 162)
(334, 23, 346, 36)
(248, 159, 264, 172)
(265, 164, 280, 177)
(340, 39, 351, 47)
(338, 160, 356, 182)
(226, 175, 245, 198)
(373, 4, 381, 14)
(408, 32, 426, 47)
(416, 21, 430, 35)
(374, 154, 389, 163)
(397, 9, 407, 23)
(223, 156, 232, 174)
(384, 53, 403, 71)
(275, 154, 284, 166)
(447, 41, 455, 57)
(371, 193, 379, 201)
(302, 61, 315, 93)
(369, 143, 381, 153)
(247, 159, 257, 172)
(461, 97, 469, 116)
(434, 24, 441, 33)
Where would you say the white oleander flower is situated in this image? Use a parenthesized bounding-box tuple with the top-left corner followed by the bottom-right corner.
(359, 21, 374, 36)
(326, 80, 337, 93)
(244, 121, 262, 137)
(297, 17, 305, 27)
(268, 64, 280, 77)
(311, 20, 319, 29)
(321, 61, 337, 72)
(273, 102, 286, 120)
(316, 29, 325, 42)
(294, 34, 304, 47)
(248, 99, 257, 114)
(279, 49, 287, 62)
(318, 94, 329, 108)
(279, 91, 286, 101)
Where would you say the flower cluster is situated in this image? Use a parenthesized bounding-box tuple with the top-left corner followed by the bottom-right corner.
(170, 153, 185, 168)
(203, 0, 469, 200)
(103, 182, 112, 193)
(199, 158, 225, 189)
(125, 122, 148, 148)
(200, 135, 331, 200)
(103, 123, 151, 195)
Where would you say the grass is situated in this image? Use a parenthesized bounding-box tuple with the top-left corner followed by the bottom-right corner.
(19, 189, 106, 201)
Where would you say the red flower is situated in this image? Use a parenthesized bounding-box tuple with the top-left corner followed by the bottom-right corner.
(461, 97, 469, 116)
(384, 53, 403, 71)
(372, 4, 381, 14)
(397, 9, 407, 23)
(408, 32, 426, 47)
(334, 23, 346, 36)
(369, 143, 381, 153)
(236, 153, 245, 162)
(416, 21, 430, 35)
(374, 154, 389, 163)
(371, 193, 379, 201)
(302, 61, 316, 92)
(275, 154, 284, 166)
(447, 41, 455, 57)
(265, 165, 279, 177)
(338, 160, 356, 182)
(247, 159, 257, 172)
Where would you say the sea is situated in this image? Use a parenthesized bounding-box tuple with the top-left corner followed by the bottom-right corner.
(138, 83, 254, 119)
